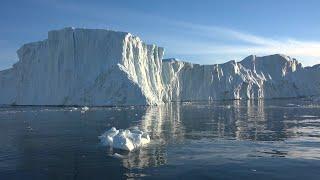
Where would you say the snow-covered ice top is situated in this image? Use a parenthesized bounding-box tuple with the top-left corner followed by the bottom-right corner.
(99, 127, 150, 151)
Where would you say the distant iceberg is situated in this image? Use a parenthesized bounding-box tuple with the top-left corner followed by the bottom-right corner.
(99, 127, 150, 151)
(0, 27, 319, 106)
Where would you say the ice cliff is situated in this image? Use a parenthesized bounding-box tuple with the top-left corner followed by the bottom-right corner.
(162, 55, 320, 101)
(0, 28, 164, 105)
(0, 27, 319, 106)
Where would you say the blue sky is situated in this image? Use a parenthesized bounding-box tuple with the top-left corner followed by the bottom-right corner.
(1, 0, 320, 70)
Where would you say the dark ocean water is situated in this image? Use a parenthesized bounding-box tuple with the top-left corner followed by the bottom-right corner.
(0, 99, 320, 179)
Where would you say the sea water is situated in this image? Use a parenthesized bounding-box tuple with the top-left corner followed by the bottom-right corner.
(0, 99, 320, 179)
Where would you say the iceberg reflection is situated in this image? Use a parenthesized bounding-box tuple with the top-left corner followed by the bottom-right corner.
(117, 100, 320, 168)
(118, 103, 185, 169)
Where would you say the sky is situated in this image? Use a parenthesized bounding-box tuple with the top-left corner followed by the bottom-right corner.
(1, 0, 320, 70)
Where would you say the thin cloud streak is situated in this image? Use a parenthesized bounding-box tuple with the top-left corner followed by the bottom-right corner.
(0, 0, 319, 69)
(30, 0, 320, 65)
(159, 22, 320, 65)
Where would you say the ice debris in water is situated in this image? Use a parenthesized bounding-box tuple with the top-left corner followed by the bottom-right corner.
(112, 153, 125, 159)
(70, 107, 78, 112)
(82, 106, 89, 111)
(99, 127, 150, 151)
(81, 106, 89, 113)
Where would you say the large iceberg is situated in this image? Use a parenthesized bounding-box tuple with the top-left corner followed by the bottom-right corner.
(0, 27, 319, 106)
(162, 55, 320, 101)
(0, 28, 164, 106)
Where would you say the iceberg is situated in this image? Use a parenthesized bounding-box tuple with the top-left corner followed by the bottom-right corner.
(0, 27, 164, 106)
(162, 55, 320, 101)
(0, 27, 319, 106)
(99, 127, 150, 151)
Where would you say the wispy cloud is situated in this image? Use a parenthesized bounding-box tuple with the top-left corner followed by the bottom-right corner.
(1, 0, 319, 68)
(154, 22, 320, 65)
(33, 0, 320, 65)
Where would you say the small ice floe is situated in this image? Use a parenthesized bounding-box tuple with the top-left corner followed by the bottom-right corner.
(70, 107, 78, 112)
(286, 103, 300, 107)
(99, 127, 150, 151)
(300, 115, 318, 118)
(81, 106, 89, 113)
(182, 101, 192, 105)
(112, 153, 126, 159)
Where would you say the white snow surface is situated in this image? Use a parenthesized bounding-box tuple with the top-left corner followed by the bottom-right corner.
(99, 127, 150, 151)
(0, 27, 320, 105)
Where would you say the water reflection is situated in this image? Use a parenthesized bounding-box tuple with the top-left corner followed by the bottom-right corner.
(116, 99, 320, 170)
(116, 104, 185, 169)
(0, 99, 320, 179)
(235, 100, 268, 140)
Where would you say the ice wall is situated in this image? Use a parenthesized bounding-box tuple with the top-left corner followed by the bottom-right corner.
(0, 28, 319, 106)
(0, 28, 164, 105)
(162, 54, 320, 101)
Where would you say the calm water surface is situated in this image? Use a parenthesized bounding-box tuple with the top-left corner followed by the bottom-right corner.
(0, 99, 320, 179)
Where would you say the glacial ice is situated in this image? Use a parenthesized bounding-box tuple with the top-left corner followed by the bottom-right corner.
(0, 27, 319, 106)
(162, 56, 320, 101)
(0, 28, 164, 106)
(99, 127, 150, 151)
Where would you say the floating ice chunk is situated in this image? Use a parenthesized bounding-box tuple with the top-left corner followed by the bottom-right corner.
(286, 103, 299, 107)
(113, 130, 135, 151)
(99, 127, 119, 146)
(81, 106, 90, 113)
(70, 107, 78, 112)
(141, 133, 151, 145)
(112, 153, 125, 159)
(300, 115, 318, 118)
(82, 106, 89, 111)
(99, 127, 150, 151)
